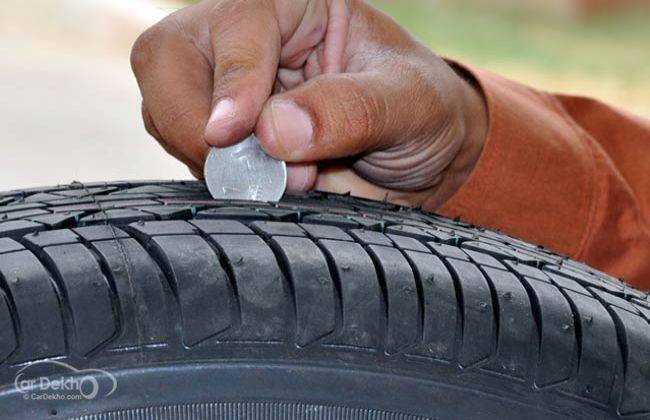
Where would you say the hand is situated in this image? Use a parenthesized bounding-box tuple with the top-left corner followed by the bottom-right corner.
(131, 0, 488, 209)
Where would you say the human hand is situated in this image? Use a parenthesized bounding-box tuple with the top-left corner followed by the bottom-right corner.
(131, 0, 487, 209)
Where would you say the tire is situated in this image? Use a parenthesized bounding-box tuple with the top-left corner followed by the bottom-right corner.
(0, 180, 648, 420)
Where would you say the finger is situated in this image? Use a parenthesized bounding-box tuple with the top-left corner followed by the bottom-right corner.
(141, 102, 163, 142)
(203, 1, 281, 147)
(255, 71, 431, 162)
(142, 102, 203, 173)
(322, 0, 350, 74)
(189, 167, 204, 180)
(131, 24, 212, 169)
(286, 163, 318, 192)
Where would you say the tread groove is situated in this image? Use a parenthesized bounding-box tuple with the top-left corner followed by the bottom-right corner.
(430, 254, 466, 366)
(263, 237, 299, 344)
(76, 235, 124, 351)
(0, 273, 19, 362)
(474, 264, 501, 365)
(363, 244, 390, 354)
(19, 240, 73, 355)
(400, 251, 426, 349)
(194, 232, 243, 332)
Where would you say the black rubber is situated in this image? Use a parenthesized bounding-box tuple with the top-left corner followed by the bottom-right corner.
(0, 180, 648, 419)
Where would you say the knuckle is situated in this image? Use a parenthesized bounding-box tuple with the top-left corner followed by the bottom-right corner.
(156, 103, 199, 137)
(214, 45, 263, 83)
(130, 25, 166, 74)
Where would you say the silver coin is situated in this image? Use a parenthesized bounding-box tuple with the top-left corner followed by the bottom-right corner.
(204, 134, 287, 202)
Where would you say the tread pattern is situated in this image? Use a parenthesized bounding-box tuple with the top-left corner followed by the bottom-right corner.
(0, 181, 648, 418)
(72, 402, 430, 420)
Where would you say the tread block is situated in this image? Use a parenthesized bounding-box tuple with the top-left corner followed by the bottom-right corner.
(0, 203, 47, 214)
(386, 217, 430, 229)
(74, 225, 130, 241)
(129, 221, 196, 238)
(0, 251, 65, 362)
(405, 251, 457, 360)
(387, 234, 429, 253)
(210, 235, 290, 341)
(43, 244, 116, 355)
(190, 220, 253, 235)
(428, 242, 470, 261)
(545, 266, 623, 293)
(46, 197, 94, 206)
(385, 225, 436, 242)
(368, 245, 419, 354)
(91, 239, 168, 346)
(462, 249, 506, 270)
(151, 235, 232, 346)
(1, 208, 51, 221)
(419, 227, 460, 242)
(0, 238, 24, 254)
(447, 259, 494, 367)
(196, 207, 270, 221)
(588, 287, 641, 315)
(301, 213, 360, 229)
(346, 216, 385, 230)
(525, 280, 576, 387)
(57, 186, 118, 197)
(115, 185, 178, 194)
(79, 209, 156, 226)
(97, 199, 161, 209)
(0, 220, 45, 239)
(250, 222, 306, 237)
(138, 205, 194, 220)
(462, 241, 515, 259)
(612, 308, 650, 415)
(545, 271, 591, 296)
(482, 268, 537, 379)
(0, 291, 17, 361)
(319, 240, 382, 349)
(300, 224, 352, 241)
(51, 203, 101, 213)
(24, 192, 63, 202)
(27, 212, 82, 228)
(504, 261, 550, 283)
(98, 193, 158, 202)
(350, 229, 393, 247)
(257, 208, 302, 222)
(563, 291, 619, 403)
(270, 237, 336, 346)
(634, 303, 650, 322)
(24, 229, 79, 248)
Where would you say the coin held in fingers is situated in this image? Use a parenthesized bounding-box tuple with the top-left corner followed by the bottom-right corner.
(204, 134, 287, 202)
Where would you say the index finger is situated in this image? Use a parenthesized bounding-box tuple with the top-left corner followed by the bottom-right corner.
(131, 21, 213, 169)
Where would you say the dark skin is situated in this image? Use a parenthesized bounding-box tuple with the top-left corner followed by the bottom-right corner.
(131, 0, 488, 210)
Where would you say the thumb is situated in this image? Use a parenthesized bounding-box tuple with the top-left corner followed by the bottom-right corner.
(255, 72, 428, 162)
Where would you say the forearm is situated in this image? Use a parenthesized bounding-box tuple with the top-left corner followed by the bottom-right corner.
(438, 65, 650, 289)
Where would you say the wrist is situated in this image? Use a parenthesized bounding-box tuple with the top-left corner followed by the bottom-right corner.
(421, 65, 488, 211)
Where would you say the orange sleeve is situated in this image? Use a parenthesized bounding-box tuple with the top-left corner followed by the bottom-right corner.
(439, 66, 650, 290)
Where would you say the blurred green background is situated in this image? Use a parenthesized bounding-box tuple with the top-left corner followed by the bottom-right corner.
(370, 0, 650, 117)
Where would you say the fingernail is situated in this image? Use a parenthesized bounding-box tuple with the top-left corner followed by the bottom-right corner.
(270, 100, 313, 154)
(204, 98, 236, 144)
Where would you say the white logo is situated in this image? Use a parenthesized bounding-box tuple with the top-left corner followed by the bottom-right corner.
(14, 360, 117, 401)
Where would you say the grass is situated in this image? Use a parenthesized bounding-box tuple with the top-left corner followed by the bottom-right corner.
(370, 0, 650, 117)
